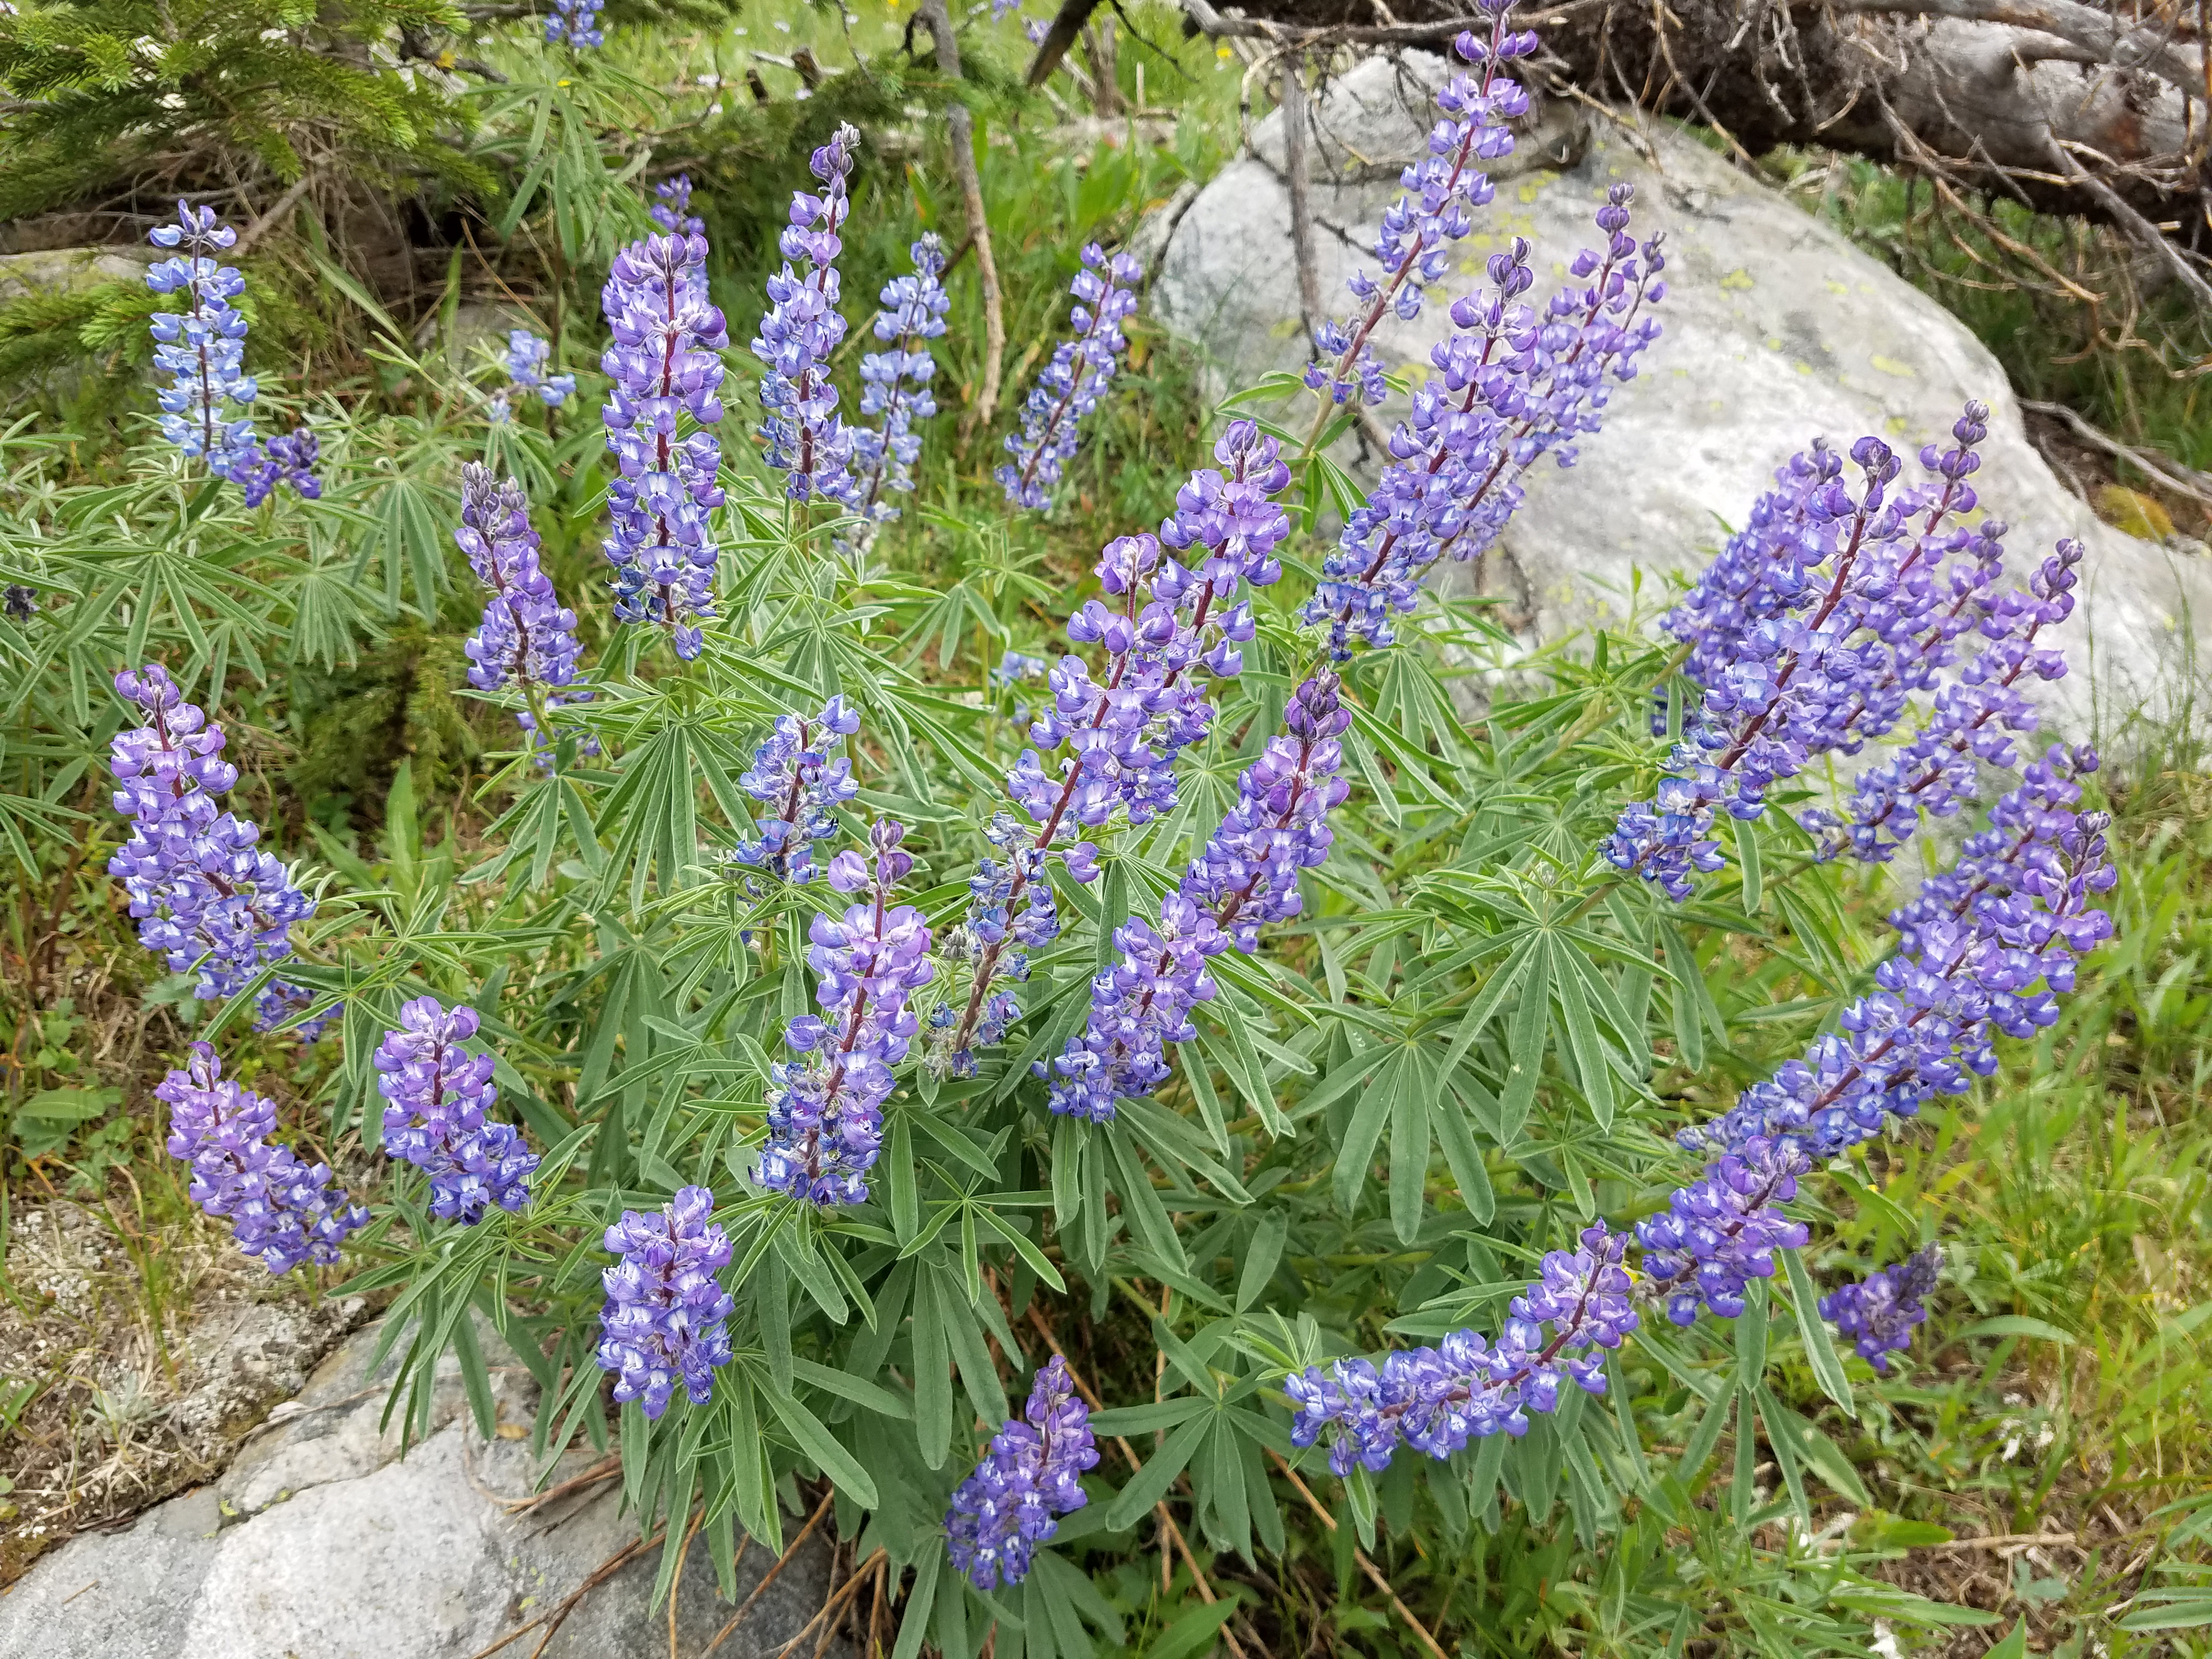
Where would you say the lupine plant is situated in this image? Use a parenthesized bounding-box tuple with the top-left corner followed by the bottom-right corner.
(0, 2, 2135, 1650)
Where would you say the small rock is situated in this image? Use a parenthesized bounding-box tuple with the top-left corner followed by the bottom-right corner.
(0, 1318, 847, 1659)
(0, 247, 149, 304)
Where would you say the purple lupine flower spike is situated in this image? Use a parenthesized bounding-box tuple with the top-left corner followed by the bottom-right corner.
(758, 819, 934, 1204)
(754, 123, 863, 507)
(1635, 1136, 1813, 1324)
(997, 244, 1142, 510)
(938, 422, 1294, 1073)
(239, 427, 323, 507)
(651, 173, 704, 237)
(601, 225, 729, 660)
(1285, 1223, 1635, 1477)
(1043, 670, 1350, 1122)
(146, 201, 301, 494)
(729, 696, 861, 884)
(1689, 746, 2114, 1159)
(945, 1355, 1101, 1590)
(1604, 404, 2005, 898)
(501, 330, 577, 409)
(1845, 540, 2083, 861)
(1304, 0, 1539, 408)
(106, 664, 329, 1034)
(1302, 190, 1665, 659)
(853, 233, 951, 523)
(374, 995, 538, 1224)
(1821, 1244, 1942, 1373)
(595, 1185, 736, 1418)
(545, 0, 605, 46)
(159, 1042, 367, 1274)
(456, 464, 593, 765)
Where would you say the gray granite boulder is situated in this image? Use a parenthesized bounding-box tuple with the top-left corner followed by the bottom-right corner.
(0, 246, 148, 303)
(1154, 57, 2212, 735)
(0, 1317, 844, 1659)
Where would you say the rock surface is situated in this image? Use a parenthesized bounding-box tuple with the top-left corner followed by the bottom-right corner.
(0, 246, 149, 303)
(1154, 58, 2212, 735)
(0, 1317, 845, 1659)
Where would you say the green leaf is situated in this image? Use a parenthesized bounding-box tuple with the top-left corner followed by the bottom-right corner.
(1147, 1600, 1238, 1659)
(1238, 1209, 1288, 1312)
(1387, 1043, 1433, 1244)
(1736, 1274, 1769, 1390)
(1987, 1620, 2029, 1659)
(763, 1385, 878, 1508)
(1736, 814, 1763, 913)
(1499, 937, 1551, 1139)
(1104, 1412, 1212, 1530)
(1781, 1248, 1855, 1417)
(1552, 940, 1615, 1129)
(2117, 1595, 2212, 1632)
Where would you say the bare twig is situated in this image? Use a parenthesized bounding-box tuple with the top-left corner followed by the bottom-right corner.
(670, 1505, 704, 1659)
(699, 1489, 837, 1657)
(462, 1522, 665, 1659)
(233, 171, 320, 256)
(2046, 136, 2212, 311)
(1929, 1530, 2081, 1551)
(2024, 398, 2212, 509)
(1281, 57, 1325, 346)
(504, 1453, 621, 1517)
(919, 0, 1008, 438)
(1265, 1449, 1452, 1659)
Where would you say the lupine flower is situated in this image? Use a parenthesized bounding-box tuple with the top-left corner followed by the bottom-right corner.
(1288, 549, 2113, 1477)
(1688, 746, 2114, 1159)
(1637, 1137, 1812, 1324)
(1302, 194, 1665, 659)
(754, 124, 862, 507)
(992, 651, 1049, 687)
(930, 811, 1064, 1077)
(239, 428, 323, 507)
(651, 174, 705, 237)
(1821, 1244, 1941, 1373)
(1304, 0, 1538, 407)
(455, 463, 594, 767)
(852, 233, 951, 522)
(940, 422, 1294, 1067)
(596, 1186, 736, 1418)
(1844, 541, 2082, 861)
(1285, 1224, 1635, 1476)
(757, 820, 934, 1205)
(601, 228, 730, 659)
(997, 245, 1142, 510)
(459, 464, 586, 698)
(1603, 407, 2005, 898)
(159, 1042, 366, 1274)
(730, 697, 861, 884)
(145, 202, 283, 489)
(501, 330, 577, 409)
(945, 1356, 1100, 1590)
(1043, 670, 1349, 1122)
(374, 995, 538, 1224)
(106, 664, 326, 1033)
(545, 0, 605, 47)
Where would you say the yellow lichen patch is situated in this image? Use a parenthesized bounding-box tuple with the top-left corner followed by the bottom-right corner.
(1870, 355, 1915, 378)
(1719, 269, 1754, 291)
(2098, 485, 2176, 541)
